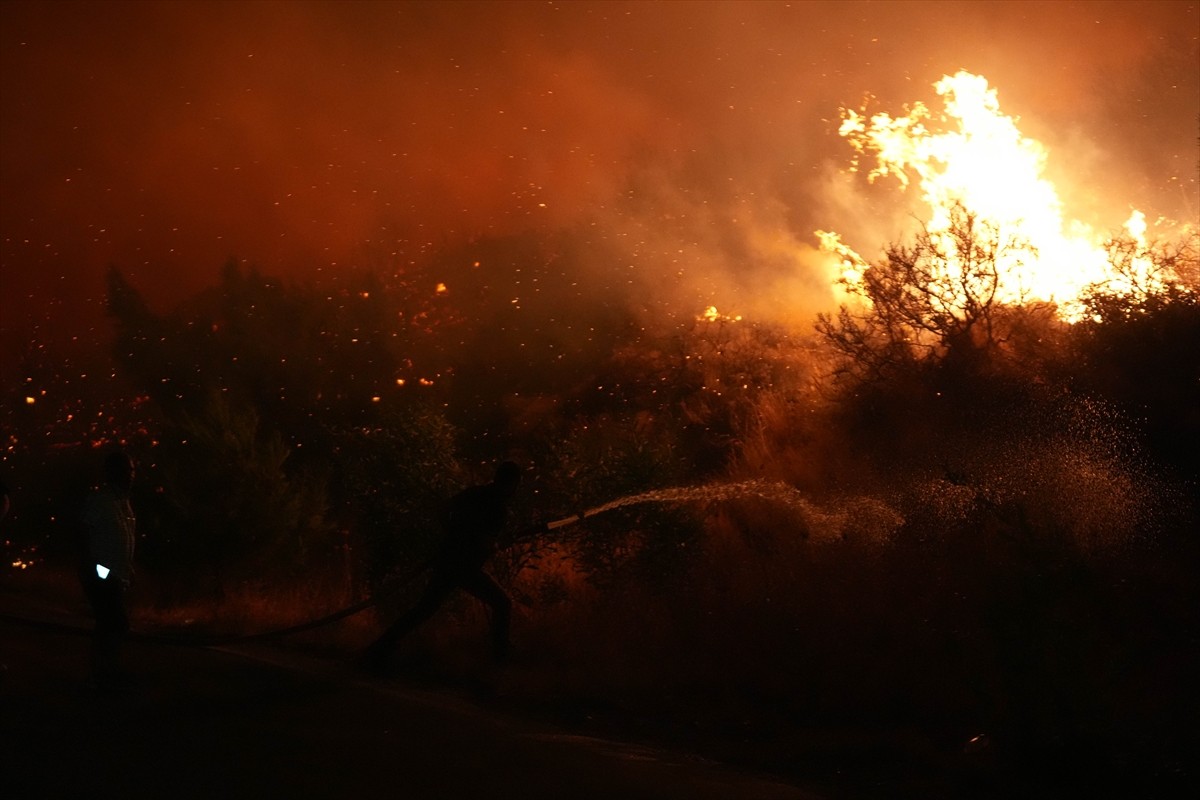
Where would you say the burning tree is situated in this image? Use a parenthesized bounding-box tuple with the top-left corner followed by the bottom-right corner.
(1084, 231, 1200, 323)
(816, 202, 1058, 381)
(815, 71, 1197, 387)
(807, 69, 1200, 533)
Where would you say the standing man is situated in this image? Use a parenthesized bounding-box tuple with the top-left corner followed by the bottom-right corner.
(363, 461, 523, 672)
(80, 450, 137, 688)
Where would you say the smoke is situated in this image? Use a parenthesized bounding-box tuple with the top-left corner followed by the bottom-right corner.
(2, 0, 1196, 362)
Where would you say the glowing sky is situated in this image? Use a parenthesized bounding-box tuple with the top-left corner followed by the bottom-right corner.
(2, 0, 1196, 367)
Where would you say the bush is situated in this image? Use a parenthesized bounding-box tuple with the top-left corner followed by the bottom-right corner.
(148, 390, 332, 597)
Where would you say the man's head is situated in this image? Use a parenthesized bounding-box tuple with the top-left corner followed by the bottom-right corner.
(103, 451, 135, 493)
(494, 460, 521, 497)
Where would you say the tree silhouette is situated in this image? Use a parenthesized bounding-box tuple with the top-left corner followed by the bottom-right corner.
(1072, 232, 1200, 478)
(102, 262, 464, 594)
(816, 203, 1037, 381)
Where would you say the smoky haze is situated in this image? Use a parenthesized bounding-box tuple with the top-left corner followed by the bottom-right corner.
(2, 0, 1197, 365)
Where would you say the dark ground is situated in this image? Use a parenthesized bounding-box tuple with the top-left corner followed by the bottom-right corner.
(1, 574, 820, 800)
(3, 566, 1193, 799)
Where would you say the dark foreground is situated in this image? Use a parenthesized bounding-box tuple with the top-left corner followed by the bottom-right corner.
(0, 584, 814, 800)
(5, 569, 1196, 800)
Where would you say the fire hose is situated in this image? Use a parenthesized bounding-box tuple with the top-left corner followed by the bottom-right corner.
(2, 515, 596, 647)
(0, 565, 423, 647)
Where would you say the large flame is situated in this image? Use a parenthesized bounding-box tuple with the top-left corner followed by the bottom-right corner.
(821, 71, 1162, 319)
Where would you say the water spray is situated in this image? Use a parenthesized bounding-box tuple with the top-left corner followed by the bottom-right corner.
(539, 480, 826, 531)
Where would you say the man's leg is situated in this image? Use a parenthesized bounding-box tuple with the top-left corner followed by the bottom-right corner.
(364, 572, 456, 668)
(88, 578, 128, 684)
(460, 570, 512, 661)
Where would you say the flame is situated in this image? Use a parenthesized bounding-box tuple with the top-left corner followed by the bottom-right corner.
(700, 305, 742, 323)
(825, 71, 1166, 319)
